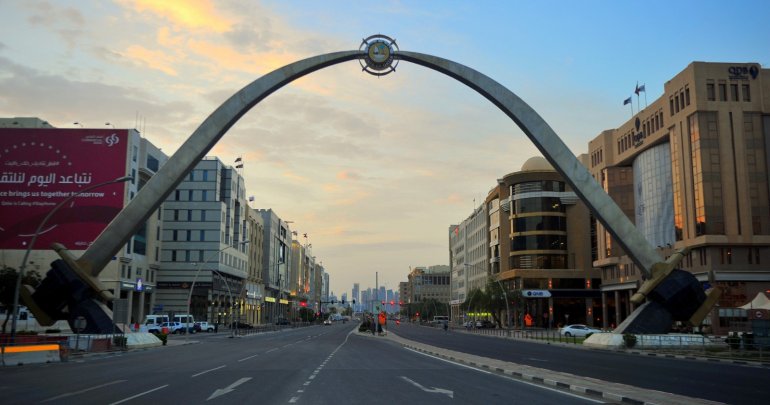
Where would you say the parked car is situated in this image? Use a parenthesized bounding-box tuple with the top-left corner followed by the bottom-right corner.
(560, 324, 602, 337)
(463, 321, 474, 329)
(323, 319, 332, 325)
(194, 321, 214, 332)
(149, 322, 192, 334)
(230, 321, 254, 329)
(475, 320, 495, 329)
(275, 318, 291, 326)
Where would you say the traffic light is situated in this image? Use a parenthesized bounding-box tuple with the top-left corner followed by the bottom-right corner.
(300, 301, 307, 307)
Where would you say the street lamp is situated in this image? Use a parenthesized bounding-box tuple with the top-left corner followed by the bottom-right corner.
(10, 175, 133, 342)
(185, 240, 248, 341)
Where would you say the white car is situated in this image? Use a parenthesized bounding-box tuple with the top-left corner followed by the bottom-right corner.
(560, 324, 601, 337)
(323, 319, 332, 325)
(195, 321, 214, 332)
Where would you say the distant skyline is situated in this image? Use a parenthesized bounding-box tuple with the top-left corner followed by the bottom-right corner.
(2, 1, 769, 295)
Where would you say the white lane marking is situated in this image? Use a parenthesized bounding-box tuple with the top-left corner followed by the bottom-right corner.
(266, 348, 278, 353)
(400, 376, 454, 399)
(289, 328, 356, 403)
(238, 353, 260, 362)
(207, 377, 252, 401)
(41, 380, 127, 402)
(108, 385, 168, 405)
(403, 348, 604, 403)
(192, 365, 226, 377)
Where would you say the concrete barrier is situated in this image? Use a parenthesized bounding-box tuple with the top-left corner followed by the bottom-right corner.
(2, 344, 61, 366)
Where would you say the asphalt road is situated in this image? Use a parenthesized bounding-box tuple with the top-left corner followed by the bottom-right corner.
(0, 324, 601, 404)
(392, 322, 770, 404)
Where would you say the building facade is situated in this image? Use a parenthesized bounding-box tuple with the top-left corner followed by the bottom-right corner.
(588, 62, 770, 333)
(157, 157, 249, 325)
(255, 209, 292, 323)
(489, 157, 601, 328)
(448, 204, 490, 324)
(0, 120, 167, 328)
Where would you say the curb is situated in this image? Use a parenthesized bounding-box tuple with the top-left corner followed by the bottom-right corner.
(403, 344, 660, 405)
(624, 350, 770, 368)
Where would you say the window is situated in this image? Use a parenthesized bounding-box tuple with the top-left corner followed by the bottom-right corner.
(147, 155, 159, 172)
(132, 145, 138, 162)
(174, 190, 180, 201)
(718, 83, 727, 101)
(730, 84, 739, 101)
(706, 83, 715, 101)
(669, 97, 675, 115)
(742, 84, 751, 101)
(131, 169, 136, 184)
(685, 87, 690, 106)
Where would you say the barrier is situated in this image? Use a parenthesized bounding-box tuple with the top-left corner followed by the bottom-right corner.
(2, 344, 61, 366)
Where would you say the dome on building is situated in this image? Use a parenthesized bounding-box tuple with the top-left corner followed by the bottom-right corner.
(521, 156, 554, 172)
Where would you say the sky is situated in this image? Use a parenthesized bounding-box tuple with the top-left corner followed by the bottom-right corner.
(1, 0, 769, 297)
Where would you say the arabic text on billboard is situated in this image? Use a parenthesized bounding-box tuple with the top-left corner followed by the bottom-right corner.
(0, 129, 128, 250)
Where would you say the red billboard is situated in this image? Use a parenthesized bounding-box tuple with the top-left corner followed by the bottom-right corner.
(0, 128, 128, 250)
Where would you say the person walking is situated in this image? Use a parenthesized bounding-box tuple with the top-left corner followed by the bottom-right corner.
(443, 320, 448, 333)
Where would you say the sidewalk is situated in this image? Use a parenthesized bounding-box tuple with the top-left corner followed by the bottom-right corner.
(379, 330, 725, 405)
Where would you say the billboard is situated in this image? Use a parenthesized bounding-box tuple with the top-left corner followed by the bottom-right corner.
(0, 128, 128, 250)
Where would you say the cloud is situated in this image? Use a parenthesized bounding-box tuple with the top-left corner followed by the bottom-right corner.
(24, 2, 86, 49)
(336, 171, 362, 181)
(122, 0, 232, 32)
(122, 45, 180, 76)
(0, 56, 196, 150)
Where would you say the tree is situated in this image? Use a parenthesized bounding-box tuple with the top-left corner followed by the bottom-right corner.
(0, 266, 43, 334)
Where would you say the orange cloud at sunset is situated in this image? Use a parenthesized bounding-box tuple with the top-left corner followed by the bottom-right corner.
(125, 0, 232, 32)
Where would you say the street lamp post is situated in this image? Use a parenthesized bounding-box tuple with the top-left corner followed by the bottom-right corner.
(10, 175, 133, 342)
(185, 240, 247, 341)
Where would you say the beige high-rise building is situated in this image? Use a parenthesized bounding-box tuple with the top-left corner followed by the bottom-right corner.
(588, 62, 770, 333)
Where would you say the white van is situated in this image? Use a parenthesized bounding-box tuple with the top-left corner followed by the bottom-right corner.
(174, 314, 195, 325)
(144, 315, 169, 327)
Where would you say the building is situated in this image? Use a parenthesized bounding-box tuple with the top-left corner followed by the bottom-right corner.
(0, 120, 167, 327)
(290, 238, 314, 319)
(157, 157, 249, 326)
(255, 209, 292, 323)
(588, 62, 770, 333)
(244, 208, 265, 325)
(488, 157, 601, 328)
(407, 266, 451, 320)
(352, 283, 360, 311)
(448, 204, 489, 323)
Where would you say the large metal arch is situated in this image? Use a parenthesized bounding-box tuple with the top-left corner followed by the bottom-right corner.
(78, 49, 663, 280)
